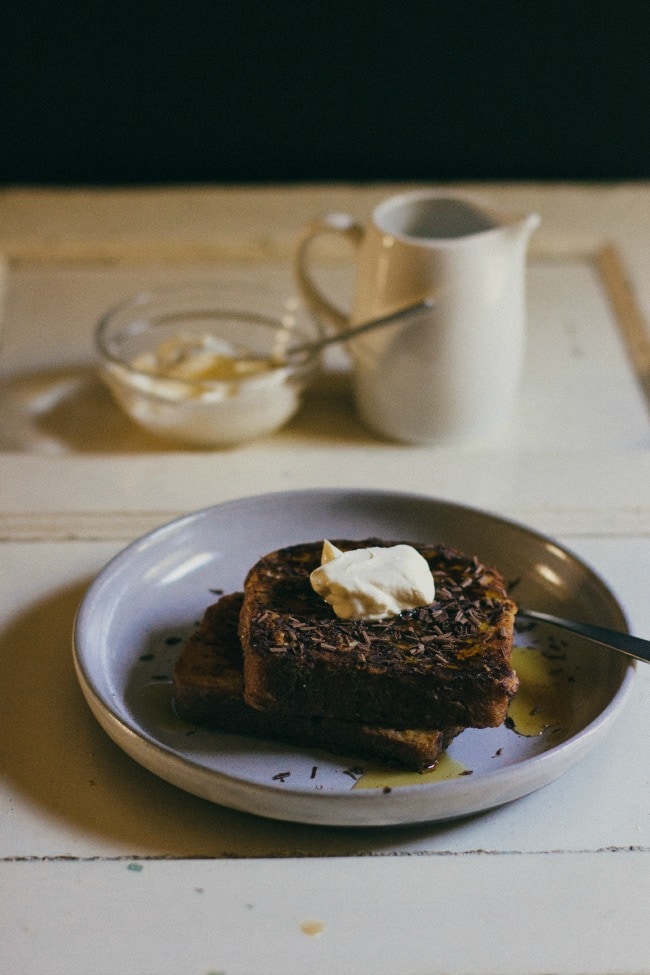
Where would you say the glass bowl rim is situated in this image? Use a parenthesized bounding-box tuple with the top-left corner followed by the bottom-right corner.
(95, 286, 322, 387)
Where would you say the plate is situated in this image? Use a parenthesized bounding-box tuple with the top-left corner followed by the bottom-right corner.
(73, 489, 635, 827)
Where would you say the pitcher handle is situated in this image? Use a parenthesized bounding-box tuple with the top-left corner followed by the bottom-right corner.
(293, 213, 365, 331)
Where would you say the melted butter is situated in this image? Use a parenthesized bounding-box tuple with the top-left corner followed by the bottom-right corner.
(300, 920, 325, 937)
(507, 645, 575, 737)
(353, 751, 470, 790)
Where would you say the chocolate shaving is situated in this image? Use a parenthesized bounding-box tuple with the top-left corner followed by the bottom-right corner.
(249, 539, 513, 675)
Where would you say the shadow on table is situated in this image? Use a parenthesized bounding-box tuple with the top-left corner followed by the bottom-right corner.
(0, 577, 496, 858)
(0, 366, 377, 454)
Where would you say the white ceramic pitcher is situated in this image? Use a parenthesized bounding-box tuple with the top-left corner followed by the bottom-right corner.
(294, 190, 540, 444)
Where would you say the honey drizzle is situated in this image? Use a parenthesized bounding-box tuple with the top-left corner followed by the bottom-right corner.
(506, 644, 575, 737)
(353, 644, 576, 791)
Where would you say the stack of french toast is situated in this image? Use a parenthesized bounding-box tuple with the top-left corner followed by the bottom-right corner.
(172, 538, 518, 771)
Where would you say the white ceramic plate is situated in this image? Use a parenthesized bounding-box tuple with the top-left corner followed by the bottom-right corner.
(73, 489, 635, 827)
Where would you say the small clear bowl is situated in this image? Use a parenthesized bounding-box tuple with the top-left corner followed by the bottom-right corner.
(95, 285, 323, 447)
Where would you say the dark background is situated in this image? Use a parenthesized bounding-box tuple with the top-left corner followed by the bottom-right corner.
(2, 0, 648, 186)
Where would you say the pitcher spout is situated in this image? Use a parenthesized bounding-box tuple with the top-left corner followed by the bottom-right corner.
(508, 210, 541, 242)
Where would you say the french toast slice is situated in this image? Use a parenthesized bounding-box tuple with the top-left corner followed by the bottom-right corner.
(240, 539, 518, 730)
(172, 592, 460, 771)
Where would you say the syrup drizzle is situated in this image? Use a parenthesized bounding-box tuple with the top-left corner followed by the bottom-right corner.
(353, 644, 576, 790)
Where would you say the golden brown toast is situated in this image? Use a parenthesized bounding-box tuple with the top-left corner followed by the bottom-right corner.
(172, 592, 461, 771)
(240, 539, 518, 730)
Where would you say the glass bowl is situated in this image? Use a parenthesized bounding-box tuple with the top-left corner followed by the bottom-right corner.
(95, 285, 324, 447)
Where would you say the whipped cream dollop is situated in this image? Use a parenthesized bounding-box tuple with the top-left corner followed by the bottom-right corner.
(310, 540, 435, 621)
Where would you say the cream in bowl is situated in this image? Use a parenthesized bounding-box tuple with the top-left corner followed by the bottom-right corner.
(95, 286, 323, 447)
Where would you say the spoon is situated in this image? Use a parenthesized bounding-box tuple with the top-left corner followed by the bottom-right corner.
(517, 609, 649, 664)
(268, 299, 435, 363)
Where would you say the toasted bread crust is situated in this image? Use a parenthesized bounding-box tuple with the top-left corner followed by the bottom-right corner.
(172, 592, 461, 771)
(239, 539, 518, 729)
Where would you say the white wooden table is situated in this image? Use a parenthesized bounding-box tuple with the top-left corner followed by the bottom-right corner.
(1, 183, 649, 975)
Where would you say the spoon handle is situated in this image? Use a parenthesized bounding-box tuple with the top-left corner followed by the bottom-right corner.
(517, 609, 648, 664)
(288, 299, 434, 357)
